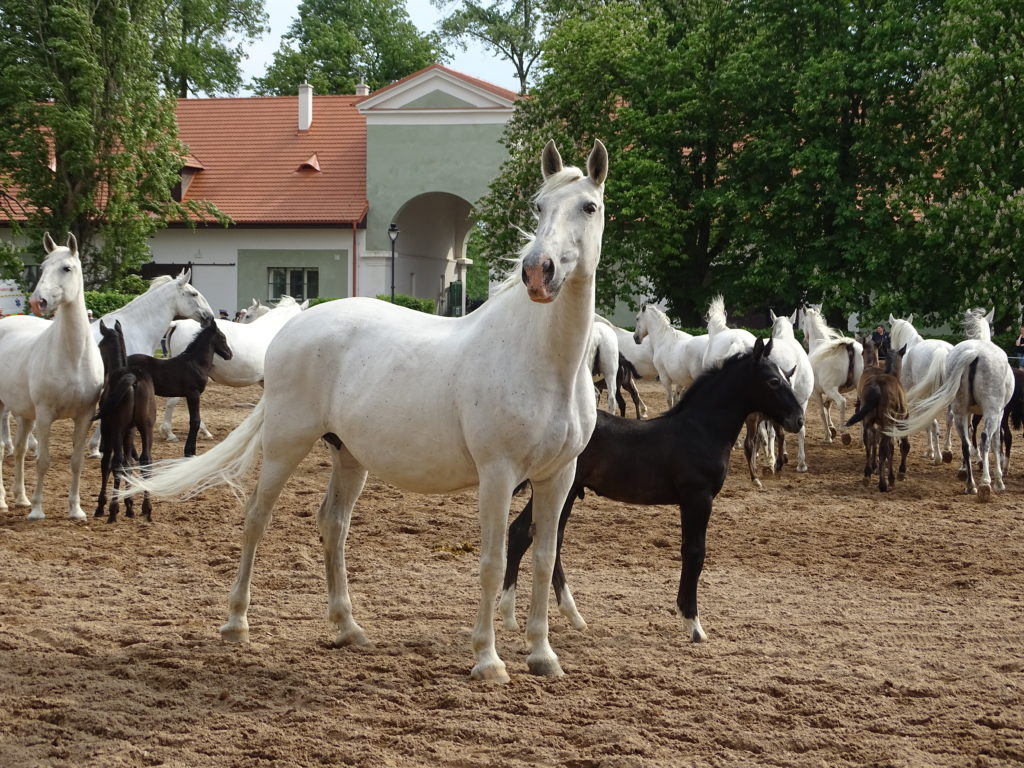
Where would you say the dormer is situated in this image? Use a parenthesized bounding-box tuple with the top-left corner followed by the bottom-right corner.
(174, 153, 205, 201)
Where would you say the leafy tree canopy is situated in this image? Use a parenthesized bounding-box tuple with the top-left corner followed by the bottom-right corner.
(252, 0, 444, 95)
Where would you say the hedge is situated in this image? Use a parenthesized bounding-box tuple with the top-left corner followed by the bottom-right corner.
(307, 294, 436, 314)
(84, 290, 139, 316)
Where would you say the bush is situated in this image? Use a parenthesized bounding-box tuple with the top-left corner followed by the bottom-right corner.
(84, 290, 138, 316)
(306, 297, 341, 308)
(375, 293, 436, 314)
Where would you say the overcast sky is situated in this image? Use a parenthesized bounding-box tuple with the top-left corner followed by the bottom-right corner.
(238, 0, 521, 94)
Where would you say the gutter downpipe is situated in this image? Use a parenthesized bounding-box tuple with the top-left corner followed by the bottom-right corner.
(351, 202, 368, 298)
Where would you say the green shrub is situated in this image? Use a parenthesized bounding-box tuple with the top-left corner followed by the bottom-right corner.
(375, 293, 436, 314)
(306, 297, 341, 308)
(84, 290, 137, 316)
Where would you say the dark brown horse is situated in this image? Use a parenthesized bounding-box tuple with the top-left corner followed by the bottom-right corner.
(594, 353, 644, 419)
(94, 320, 156, 522)
(127, 317, 231, 457)
(500, 338, 805, 642)
(846, 339, 908, 491)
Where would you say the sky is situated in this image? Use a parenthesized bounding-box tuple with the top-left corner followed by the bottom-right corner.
(238, 0, 521, 94)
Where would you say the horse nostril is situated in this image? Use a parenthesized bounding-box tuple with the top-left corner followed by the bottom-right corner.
(542, 258, 554, 281)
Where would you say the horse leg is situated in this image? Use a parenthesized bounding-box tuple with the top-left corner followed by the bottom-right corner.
(676, 491, 712, 642)
(551, 489, 586, 631)
(317, 442, 370, 647)
(817, 391, 836, 443)
(956, 416, 977, 494)
(183, 394, 201, 457)
(898, 437, 910, 481)
(983, 412, 1004, 494)
(160, 397, 179, 442)
(10, 416, 35, 510)
(1, 407, 12, 454)
(221, 436, 313, 644)
(86, 422, 102, 459)
(499, 495, 534, 630)
(879, 434, 892, 492)
(138, 422, 154, 522)
(26, 412, 54, 520)
(521, 463, 574, 678)
(63, 412, 92, 521)
(861, 426, 874, 486)
(743, 415, 762, 489)
(941, 406, 955, 463)
(794, 419, 808, 473)
(94, 430, 112, 518)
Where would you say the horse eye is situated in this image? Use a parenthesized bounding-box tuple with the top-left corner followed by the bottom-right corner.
(768, 378, 780, 389)
(583, 202, 597, 214)
(63, 265, 72, 272)
(534, 202, 542, 214)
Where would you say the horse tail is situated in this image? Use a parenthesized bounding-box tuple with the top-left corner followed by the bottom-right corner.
(843, 342, 856, 389)
(121, 397, 267, 500)
(618, 354, 639, 381)
(94, 371, 136, 422)
(890, 354, 975, 438)
(846, 385, 879, 427)
(1010, 370, 1024, 430)
(706, 295, 728, 336)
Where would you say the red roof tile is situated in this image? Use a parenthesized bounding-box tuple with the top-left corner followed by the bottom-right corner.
(175, 94, 368, 225)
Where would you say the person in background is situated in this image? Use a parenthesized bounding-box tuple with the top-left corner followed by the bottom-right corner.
(218, 309, 230, 320)
(871, 324, 890, 358)
(86, 309, 94, 321)
(1015, 325, 1024, 367)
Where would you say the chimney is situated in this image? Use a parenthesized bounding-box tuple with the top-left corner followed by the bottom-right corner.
(298, 82, 313, 131)
(355, 82, 369, 97)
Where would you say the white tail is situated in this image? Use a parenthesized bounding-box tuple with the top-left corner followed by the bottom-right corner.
(891, 355, 974, 438)
(706, 295, 728, 336)
(123, 398, 267, 500)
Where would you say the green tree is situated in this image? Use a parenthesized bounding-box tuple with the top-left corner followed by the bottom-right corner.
(151, 0, 269, 98)
(252, 0, 444, 96)
(904, 0, 1024, 327)
(0, 0, 223, 290)
(431, 0, 545, 94)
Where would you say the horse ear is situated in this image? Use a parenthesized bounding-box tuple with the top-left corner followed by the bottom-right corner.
(176, 268, 192, 285)
(752, 336, 765, 359)
(786, 364, 797, 380)
(43, 232, 57, 253)
(789, 308, 798, 325)
(300, 299, 309, 309)
(115, 319, 122, 333)
(587, 139, 608, 186)
(907, 313, 914, 324)
(541, 140, 563, 179)
(763, 337, 774, 358)
(769, 309, 777, 322)
(66, 233, 78, 256)
(99, 320, 108, 332)
(985, 308, 994, 324)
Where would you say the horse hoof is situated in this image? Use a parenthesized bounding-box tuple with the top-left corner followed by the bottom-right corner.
(978, 485, 992, 502)
(164, 434, 179, 443)
(957, 469, 968, 481)
(331, 627, 369, 647)
(470, 661, 511, 683)
(841, 433, 852, 446)
(87, 450, 101, 460)
(898, 472, 906, 481)
(14, 496, 31, 508)
(861, 476, 870, 487)
(26, 508, 45, 520)
(67, 508, 86, 521)
(526, 654, 564, 678)
(942, 451, 953, 464)
(219, 623, 250, 644)
(829, 427, 837, 439)
(796, 465, 809, 473)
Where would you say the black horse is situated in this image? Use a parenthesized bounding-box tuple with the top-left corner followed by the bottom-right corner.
(595, 353, 645, 419)
(94, 320, 157, 522)
(500, 337, 805, 642)
(127, 317, 232, 457)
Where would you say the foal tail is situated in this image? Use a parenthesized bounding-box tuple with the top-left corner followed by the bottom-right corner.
(121, 398, 267, 500)
(94, 371, 137, 422)
(890, 355, 974, 438)
(846, 387, 879, 427)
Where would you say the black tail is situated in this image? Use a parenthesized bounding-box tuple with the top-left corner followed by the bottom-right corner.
(843, 342, 856, 389)
(846, 386, 880, 427)
(618, 353, 639, 381)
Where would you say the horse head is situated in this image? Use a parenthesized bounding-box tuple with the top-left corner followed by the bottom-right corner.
(172, 269, 214, 324)
(208, 318, 233, 361)
(633, 304, 650, 344)
(520, 139, 607, 303)
(30, 233, 82, 316)
(751, 336, 804, 433)
(98, 319, 128, 372)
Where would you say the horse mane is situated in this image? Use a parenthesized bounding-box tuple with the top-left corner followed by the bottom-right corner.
(962, 309, 992, 342)
(804, 308, 845, 341)
(771, 314, 795, 341)
(706, 295, 728, 334)
(888, 318, 920, 352)
(274, 295, 299, 307)
(494, 165, 588, 296)
(145, 275, 175, 293)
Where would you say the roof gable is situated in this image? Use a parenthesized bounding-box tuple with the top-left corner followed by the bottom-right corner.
(358, 65, 517, 122)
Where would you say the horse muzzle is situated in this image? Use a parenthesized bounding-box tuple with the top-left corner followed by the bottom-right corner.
(521, 256, 557, 303)
(783, 414, 805, 433)
(29, 296, 48, 316)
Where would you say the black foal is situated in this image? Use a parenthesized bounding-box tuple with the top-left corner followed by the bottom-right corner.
(127, 317, 231, 457)
(500, 337, 805, 641)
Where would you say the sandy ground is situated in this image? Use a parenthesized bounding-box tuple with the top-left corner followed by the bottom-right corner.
(1, 379, 1022, 768)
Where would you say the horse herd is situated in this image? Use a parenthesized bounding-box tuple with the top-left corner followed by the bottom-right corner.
(0, 142, 1021, 683)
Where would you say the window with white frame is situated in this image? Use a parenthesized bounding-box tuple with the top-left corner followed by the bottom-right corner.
(268, 267, 319, 301)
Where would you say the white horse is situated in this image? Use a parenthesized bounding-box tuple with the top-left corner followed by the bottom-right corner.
(762, 310, 814, 472)
(238, 297, 271, 324)
(594, 316, 650, 417)
(159, 296, 307, 441)
(887, 314, 954, 464)
(633, 304, 708, 407)
(125, 140, 609, 683)
(0, 234, 103, 519)
(702, 295, 755, 369)
(803, 306, 863, 444)
(892, 309, 1014, 498)
(588, 319, 621, 415)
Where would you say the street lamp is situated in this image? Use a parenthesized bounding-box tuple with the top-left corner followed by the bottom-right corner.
(388, 223, 399, 303)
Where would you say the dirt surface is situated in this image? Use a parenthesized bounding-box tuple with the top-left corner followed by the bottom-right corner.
(1, 380, 1022, 768)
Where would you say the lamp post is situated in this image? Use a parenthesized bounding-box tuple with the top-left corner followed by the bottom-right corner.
(388, 223, 399, 304)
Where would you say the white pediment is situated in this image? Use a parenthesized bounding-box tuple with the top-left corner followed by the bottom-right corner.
(358, 66, 516, 125)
